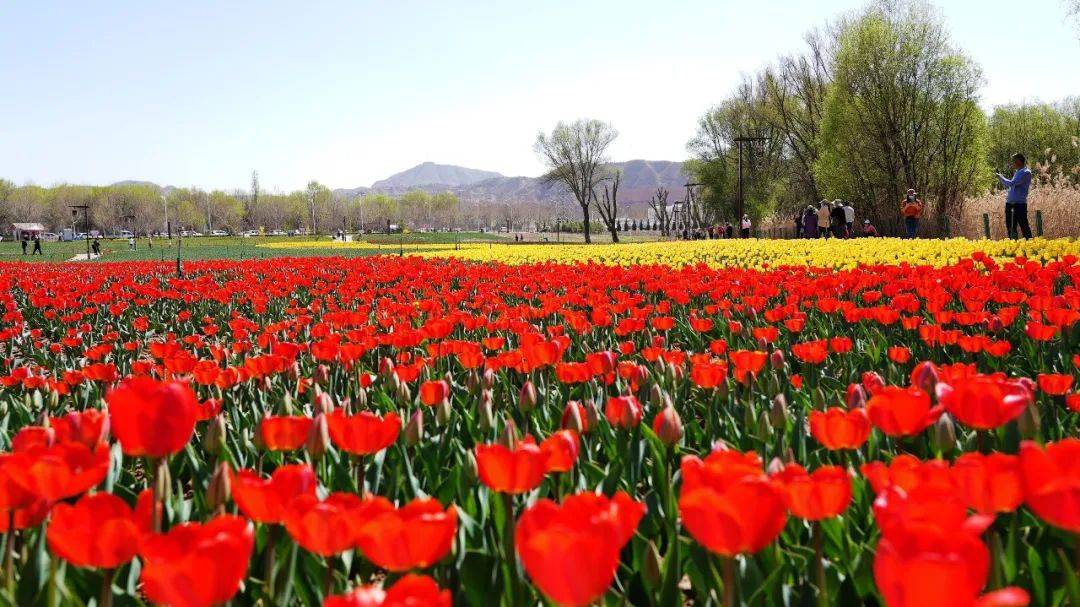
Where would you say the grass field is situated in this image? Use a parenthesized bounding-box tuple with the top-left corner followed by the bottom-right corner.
(0, 232, 507, 263)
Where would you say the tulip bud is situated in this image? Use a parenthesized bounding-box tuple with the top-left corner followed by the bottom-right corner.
(910, 361, 938, 394)
(642, 540, 663, 588)
(353, 387, 368, 411)
(478, 391, 495, 432)
(31, 389, 43, 413)
(769, 393, 787, 429)
(283, 392, 294, 415)
(314, 364, 330, 385)
(419, 365, 433, 383)
(202, 414, 227, 456)
(313, 390, 334, 416)
(583, 399, 600, 430)
(482, 368, 496, 390)
(518, 381, 538, 412)
(845, 383, 867, 409)
(466, 370, 480, 394)
(395, 380, 411, 407)
(499, 419, 519, 448)
(770, 348, 785, 369)
(767, 457, 786, 475)
(1016, 402, 1040, 440)
(305, 414, 330, 460)
(462, 451, 478, 485)
(671, 363, 684, 383)
(288, 361, 300, 380)
(436, 398, 452, 426)
(48, 389, 59, 411)
(379, 357, 395, 382)
(206, 461, 231, 513)
(861, 371, 885, 395)
(154, 458, 172, 506)
(930, 412, 956, 454)
(404, 409, 424, 446)
(561, 401, 585, 434)
(756, 411, 772, 442)
(987, 316, 1004, 334)
(647, 383, 664, 408)
(653, 406, 683, 446)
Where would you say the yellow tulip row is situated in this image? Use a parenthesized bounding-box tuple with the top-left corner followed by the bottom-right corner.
(412, 237, 1080, 269)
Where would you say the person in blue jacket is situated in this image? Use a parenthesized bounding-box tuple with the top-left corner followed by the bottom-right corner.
(996, 153, 1032, 239)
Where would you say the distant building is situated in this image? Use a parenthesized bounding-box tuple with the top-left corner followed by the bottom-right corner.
(12, 223, 46, 241)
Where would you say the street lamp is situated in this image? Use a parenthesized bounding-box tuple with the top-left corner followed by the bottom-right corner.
(69, 205, 90, 260)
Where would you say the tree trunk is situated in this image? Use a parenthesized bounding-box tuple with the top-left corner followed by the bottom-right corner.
(581, 204, 592, 243)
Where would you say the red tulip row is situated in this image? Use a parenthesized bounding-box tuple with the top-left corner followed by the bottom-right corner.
(0, 253, 1076, 606)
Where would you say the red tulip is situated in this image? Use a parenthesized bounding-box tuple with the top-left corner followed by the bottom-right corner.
(140, 515, 255, 607)
(47, 492, 140, 569)
(1018, 439, 1080, 532)
(324, 574, 452, 607)
(604, 395, 642, 429)
(418, 380, 450, 406)
(106, 377, 198, 457)
(679, 449, 787, 556)
(539, 430, 579, 473)
(259, 415, 313, 451)
(351, 497, 457, 571)
(230, 464, 318, 524)
(861, 455, 953, 496)
(50, 409, 110, 449)
(325, 410, 401, 455)
(516, 491, 644, 607)
(936, 374, 1032, 430)
(1036, 373, 1073, 396)
(690, 361, 727, 388)
(6, 440, 110, 501)
(809, 408, 871, 450)
(773, 464, 851, 521)
(950, 452, 1023, 514)
(284, 492, 364, 556)
(1067, 393, 1080, 413)
(866, 386, 942, 437)
(475, 440, 547, 494)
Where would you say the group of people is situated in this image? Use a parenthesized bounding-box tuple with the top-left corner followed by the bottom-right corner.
(796, 200, 878, 239)
(682, 214, 754, 240)
(20, 235, 43, 255)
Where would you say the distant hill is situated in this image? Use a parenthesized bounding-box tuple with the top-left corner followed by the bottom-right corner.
(334, 160, 689, 213)
(370, 162, 503, 190)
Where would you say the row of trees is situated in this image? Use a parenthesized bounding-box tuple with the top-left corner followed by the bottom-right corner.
(0, 176, 469, 236)
(684, 0, 1080, 235)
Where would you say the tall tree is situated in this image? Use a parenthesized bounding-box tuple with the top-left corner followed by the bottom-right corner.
(593, 169, 621, 243)
(647, 186, 673, 237)
(534, 119, 618, 243)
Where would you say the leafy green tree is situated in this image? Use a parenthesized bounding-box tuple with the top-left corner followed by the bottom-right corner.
(988, 100, 1080, 184)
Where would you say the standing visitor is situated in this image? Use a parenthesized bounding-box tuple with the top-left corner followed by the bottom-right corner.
(996, 153, 1032, 239)
(725, 223, 734, 239)
(794, 213, 803, 238)
(861, 219, 878, 237)
(817, 201, 831, 238)
(32, 235, 42, 255)
(92, 238, 101, 256)
(843, 201, 855, 236)
(740, 215, 752, 238)
(900, 189, 923, 238)
(21, 238, 27, 255)
(830, 201, 846, 238)
(802, 206, 819, 238)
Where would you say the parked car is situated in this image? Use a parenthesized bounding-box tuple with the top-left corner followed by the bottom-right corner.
(42, 232, 59, 242)
(210, 229, 228, 237)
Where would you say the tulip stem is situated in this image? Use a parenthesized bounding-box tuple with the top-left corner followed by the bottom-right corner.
(355, 456, 366, 495)
(151, 457, 167, 533)
(500, 492, 519, 606)
(813, 521, 827, 607)
(722, 556, 736, 607)
(100, 568, 113, 607)
(324, 555, 334, 598)
(263, 526, 279, 601)
(4, 511, 14, 593)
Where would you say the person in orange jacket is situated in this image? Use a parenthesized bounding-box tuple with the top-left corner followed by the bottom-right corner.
(900, 189, 923, 238)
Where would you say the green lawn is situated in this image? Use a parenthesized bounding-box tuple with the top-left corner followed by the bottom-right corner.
(0, 232, 507, 263)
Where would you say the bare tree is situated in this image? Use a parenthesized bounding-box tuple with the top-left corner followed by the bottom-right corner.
(593, 169, 621, 242)
(534, 119, 618, 243)
(648, 186, 672, 237)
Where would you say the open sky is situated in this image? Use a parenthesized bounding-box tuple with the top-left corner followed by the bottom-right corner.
(1, 0, 1077, 192)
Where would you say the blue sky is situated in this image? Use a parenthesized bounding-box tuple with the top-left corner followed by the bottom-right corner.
(1, 0, 1077, 192)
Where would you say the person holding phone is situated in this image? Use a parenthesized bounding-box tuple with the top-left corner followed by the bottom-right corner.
(996, 153, 1032, 239)
(900, 189, 923, 238)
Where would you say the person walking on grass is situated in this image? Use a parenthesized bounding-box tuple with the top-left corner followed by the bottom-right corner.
(21, 238, 27, 255)
(996, 153, 1033, 239)
(31, 235, 42, 255)
(900, 189, 923, 238)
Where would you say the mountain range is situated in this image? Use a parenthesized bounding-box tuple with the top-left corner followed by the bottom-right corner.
(331, 160, 689, 209)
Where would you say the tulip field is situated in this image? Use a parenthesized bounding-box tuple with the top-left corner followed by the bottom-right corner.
(0, 237, 1079, 607)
